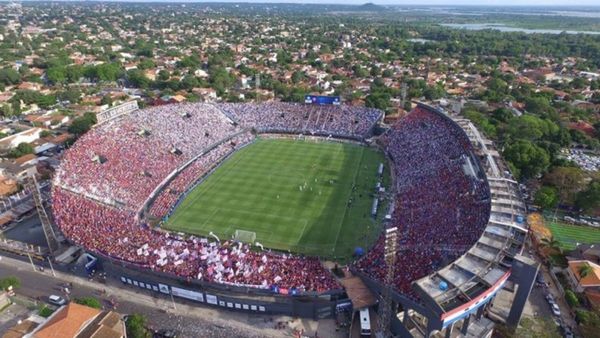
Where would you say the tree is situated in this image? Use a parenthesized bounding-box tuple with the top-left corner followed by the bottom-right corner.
(365, 92, 391, 111)
(100, 95, 113, 106)
(565, 289, 580, 307)
(534, 186, 559, 209)
(127, 70, 151, 89)
(540, 236, 562, 254)
(74, 296, 101, 309)
(126, 313, 150, 338)
(0, 276, 20, 290)
(57, 89, 81, 104)
(9, 142, 34, 158)
(0, 68, 21, 85)
(579, 263, 593, 279)
(291, 71, 305, 84)
(503, 140, 550, 179)
(46, 66, 67, 84)
(576, 181, 600, 213)
(68, 112, 97, 135)
(423, 84, 445, 100)
(180, 75, 199, 91)
(544, 166, 585, 204)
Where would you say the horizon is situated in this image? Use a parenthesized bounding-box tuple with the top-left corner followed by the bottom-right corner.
(3, 1, 600, 8)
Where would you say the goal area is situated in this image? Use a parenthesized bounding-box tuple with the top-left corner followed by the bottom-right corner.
(233, 229, 256, 244)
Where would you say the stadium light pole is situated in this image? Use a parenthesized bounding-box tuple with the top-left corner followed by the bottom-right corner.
(376, 226, 398, 338)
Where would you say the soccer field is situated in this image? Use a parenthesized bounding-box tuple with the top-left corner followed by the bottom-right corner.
(547, 221, 600, 250)
(164, 138, 389, 259)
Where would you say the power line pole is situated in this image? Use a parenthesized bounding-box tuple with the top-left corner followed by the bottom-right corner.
(376, 227, 398, 338)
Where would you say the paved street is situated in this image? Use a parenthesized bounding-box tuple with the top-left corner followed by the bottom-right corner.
(0, 255, 342, 338)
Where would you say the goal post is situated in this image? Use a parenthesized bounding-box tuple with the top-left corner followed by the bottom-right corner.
(233, 229, 256, 244)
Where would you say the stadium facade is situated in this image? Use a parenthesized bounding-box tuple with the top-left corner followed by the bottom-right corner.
(50, 101, 537, 337)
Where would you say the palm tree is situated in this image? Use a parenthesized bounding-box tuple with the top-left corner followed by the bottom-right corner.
(540, 236, 562, 254)
(578, 263, 593, 279)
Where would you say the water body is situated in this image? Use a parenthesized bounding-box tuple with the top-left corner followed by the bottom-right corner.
(441, 23, 600, 35)
(407, 38, 435, 43)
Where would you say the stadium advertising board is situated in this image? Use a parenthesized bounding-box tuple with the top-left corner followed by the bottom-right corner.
(304, 95, 341, 105)
(440, 270, 511, 328)
(206, 294, 218, 305)
(158, 283, 170, 294)
(171, 286, 204, 302)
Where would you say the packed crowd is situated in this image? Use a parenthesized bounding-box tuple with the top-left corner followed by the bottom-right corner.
(355, 106, 491, 298)
(52, 186, 340, 292)
(149, 132, 255, 219)
(54, 103, 241, 209)
(221, 102, 382, 139)
(52, 101, 491, 297)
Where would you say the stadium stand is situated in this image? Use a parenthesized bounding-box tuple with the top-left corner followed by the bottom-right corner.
(52, 102, 383, 294)
(220, 102, 382, 139)
(52, 100, 524, 306)
(354, 105, 491, 299)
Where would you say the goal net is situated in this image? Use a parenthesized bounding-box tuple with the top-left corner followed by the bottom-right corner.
(233, 229, 256, 244)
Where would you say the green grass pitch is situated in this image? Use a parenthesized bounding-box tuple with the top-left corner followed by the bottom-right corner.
(547, 221, 600, 250)
(164, 137, 389, 259)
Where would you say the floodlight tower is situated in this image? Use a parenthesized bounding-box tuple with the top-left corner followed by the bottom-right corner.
(26, 176, 59, 253)
(400, 82, 407, 110)
(255, 73, 261, 103)
(376, 226, 398, 338)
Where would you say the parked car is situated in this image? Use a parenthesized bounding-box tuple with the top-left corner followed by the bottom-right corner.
(551, 303, 561, 316)
(536, 273, 546, 286)
(154, 329, 179, 338)
(546, 293, 555, 303)
(563, 326, 574, 338)
(48, 295, 66, 306)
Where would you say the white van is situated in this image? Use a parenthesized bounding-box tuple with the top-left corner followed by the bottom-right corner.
(360, 308, 371, 336)
(48, 295, 66, 306)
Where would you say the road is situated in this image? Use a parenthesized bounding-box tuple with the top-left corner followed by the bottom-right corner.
(0, 255, 336, 338)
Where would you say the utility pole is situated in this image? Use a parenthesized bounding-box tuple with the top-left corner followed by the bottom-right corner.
(376, 227, 398, 338)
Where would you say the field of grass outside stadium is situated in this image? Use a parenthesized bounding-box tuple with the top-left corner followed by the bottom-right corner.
(547, 220, 600, 251)
(164, 137, 390, 259)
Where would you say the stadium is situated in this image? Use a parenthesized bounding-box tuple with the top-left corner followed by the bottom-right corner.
(50, 99, 535, 336)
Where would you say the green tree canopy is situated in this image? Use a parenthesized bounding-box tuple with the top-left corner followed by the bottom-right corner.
(503, 140, 550, 179)
(534, 186, 559, 210)
(543, 166, 585, 204)
(0, 276, 20, 290)
(9, 142, 35, 158)
(576, 181, 600, 213)
(68, 112, 98, 135)
(126, 313, 150, 338)
(74, 296, 101, 309)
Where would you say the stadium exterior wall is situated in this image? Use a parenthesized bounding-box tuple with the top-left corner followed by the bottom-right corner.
(99, 253, 346, 319)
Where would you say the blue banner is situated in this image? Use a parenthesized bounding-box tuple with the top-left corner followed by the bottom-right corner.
(304, 95, 341, 105)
